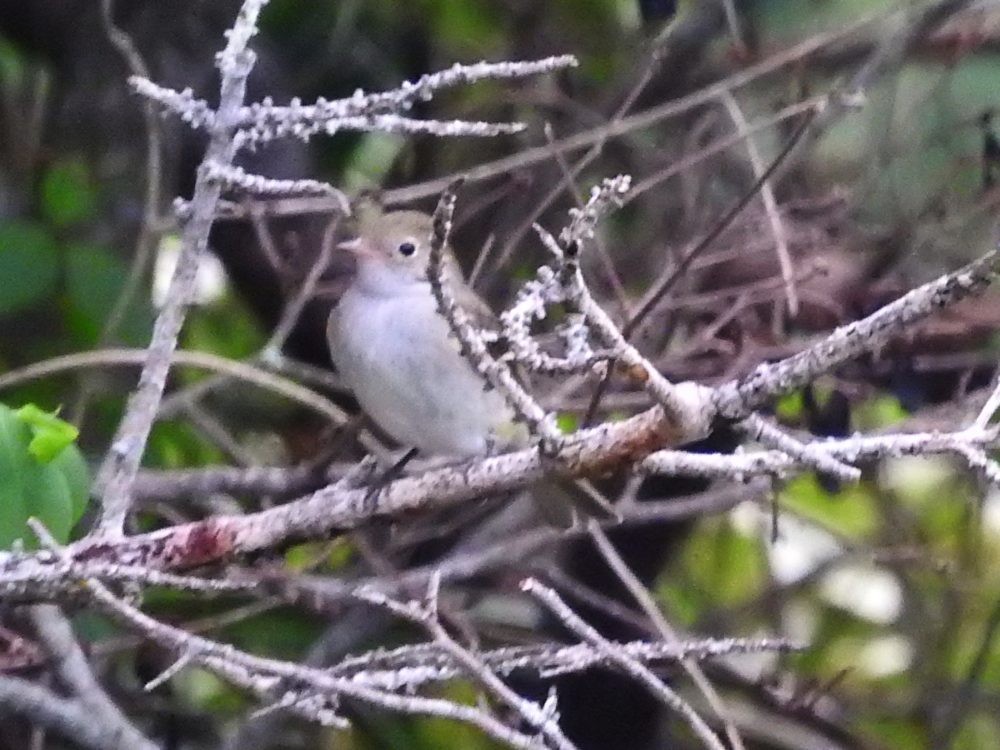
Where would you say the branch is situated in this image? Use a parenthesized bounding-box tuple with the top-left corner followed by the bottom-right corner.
(640, 428, 1000, 481)
(587, 525, 747, 750)
(359, 576, 579, 750)
(523, 579, 727, 750)
(26, 523, 562, 750)
(211, 14, 883, 218)
(0, 674, 156, 750)
(95, 0, 268, 535)
(29, 605, 157, 749)
(0, 404, 700, 594)
(425, 180, 563, 446)
(232, 56, 577, 146)
(714, 248, 1000, 419)
(0, 347, 351, 427)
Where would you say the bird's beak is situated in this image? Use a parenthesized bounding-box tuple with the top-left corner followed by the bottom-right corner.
(337, 237, 374, 259)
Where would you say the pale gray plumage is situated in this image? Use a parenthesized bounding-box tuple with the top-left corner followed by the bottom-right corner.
(327, 211, 522, 455)
(327, 209, 617, 526)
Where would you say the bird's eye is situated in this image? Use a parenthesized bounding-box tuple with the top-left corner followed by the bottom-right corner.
(397, 241, 417, 257)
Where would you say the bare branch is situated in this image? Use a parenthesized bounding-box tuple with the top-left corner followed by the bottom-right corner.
(359, 577, 579, 750)
(0, 675, 156, 750)
(714, 247, 1000, 419)
(0, 348, 351, 427)
(233, 56, 577, 146)
(523, 579, 727, 750)
(203, 161, 351, 212)
(95, 0, 269, 535)
(29, 605, 156, 750)
(587, 525, 747, 750)
(426, 181, 563, 446)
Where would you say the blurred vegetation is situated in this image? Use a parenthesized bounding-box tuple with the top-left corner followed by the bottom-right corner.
(2, 0, 1000, 748)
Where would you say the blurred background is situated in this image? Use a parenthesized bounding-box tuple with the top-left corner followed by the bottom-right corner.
(2, 1, 1000, 748)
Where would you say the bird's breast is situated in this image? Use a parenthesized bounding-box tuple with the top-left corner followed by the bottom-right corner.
(329, 288, 517, 456)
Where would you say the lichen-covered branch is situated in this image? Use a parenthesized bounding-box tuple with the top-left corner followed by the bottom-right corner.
(713, 249, 1000, 419)
(94, 0, 268, 535)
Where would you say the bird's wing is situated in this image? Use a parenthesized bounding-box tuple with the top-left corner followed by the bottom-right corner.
(446, 260, 501, 332)
(450, 271, 621, 526)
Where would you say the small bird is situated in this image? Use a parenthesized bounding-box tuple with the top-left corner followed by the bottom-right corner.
(327, 209, 617, 526)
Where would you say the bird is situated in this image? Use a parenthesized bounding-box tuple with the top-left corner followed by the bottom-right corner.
(326, 208, 618, 527)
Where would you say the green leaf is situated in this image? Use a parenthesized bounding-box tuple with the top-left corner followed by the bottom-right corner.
(176, 668, 247, 713)
(775, 389, 805, 422)
(855, 393, 908, 431)
(556, 412, 579, 433)
(0, 411, 28, 548)
(781, 473, 879, 539)
(341, 133, 404, 191)
(655, 579, 701, 627)
(0, 37, 25, 86)
(20, 452, 74, 543)
(223, 608, 322, 660)
(49, 441, 89, 523)
(426, 2, 503, 58)
(147, 421, 226, 470)
(0, 221, 60, 315)
(413, 681, 495, 750)
(14, 403, 78, 463)
(0, 402, 90, 549)
(41, 160, 97, 226)
(679, 517, 767, 608)
(183, 293, 264, 361)
(64, 243, 152, 346)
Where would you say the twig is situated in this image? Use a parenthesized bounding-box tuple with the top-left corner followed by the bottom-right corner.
(972, 370, 1000, 429)
(231, 56, 578, 146)
(714, 247, 1000, 418)
(719, 91, 796, 315)
(203, 161, 350, 210)
(28, 605, 157, 749)
(329, 623, 799, 692)
(523, 578, 727, 750)
(587, 524, 748, 750)
(95, 0, 269, 535)
(132, 464, 330, 501)
(640, 428, 1000, 481)
(264, 216, 342, 354)
(425, 180, 562, 446)
(0, 675, 156, 750)
(581, 102, 819, 427)
(213, 14, 883, 217)
(358, 575, 579, 750)
(0, 348, 351, 427)
(27, 521, 554, 750)
(738, 413, 861, 484)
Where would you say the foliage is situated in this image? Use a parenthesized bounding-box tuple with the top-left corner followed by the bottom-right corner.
(0, 402, 89, 549)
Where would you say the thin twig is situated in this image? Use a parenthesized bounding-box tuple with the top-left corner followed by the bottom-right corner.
(523, 578, 727, 750)
(587, 525, 747, 750)
(28, 605, 157, 749)
(719, 91, 796, 315)
(0, 348, 350, 427)
(581, 103, 819, 427)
